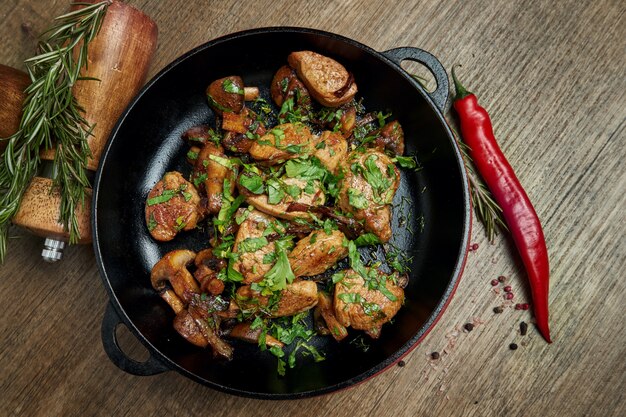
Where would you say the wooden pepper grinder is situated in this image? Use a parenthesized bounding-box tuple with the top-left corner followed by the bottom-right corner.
(8, 0, 158, 262)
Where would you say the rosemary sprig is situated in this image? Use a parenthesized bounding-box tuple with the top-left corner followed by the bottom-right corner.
(0, 1, 111, 262)
(454, 131, 508, 242)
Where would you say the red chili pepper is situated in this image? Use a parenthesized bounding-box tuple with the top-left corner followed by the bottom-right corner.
(451, 67, 552, 343)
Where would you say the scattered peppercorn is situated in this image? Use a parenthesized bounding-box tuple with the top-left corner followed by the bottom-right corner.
(491, 279, 499, 286)
(522, 303, 530, 310)
(431, 351, 440, 360)
(493, 306, 504, 314)
(463, 323, 474, 332)
(515, 303, 523, 310)
(509, 343, 518, 350)
(498, 275, 506, 283)
(504, 285, 512, 293)
(397, 360, 406, 367)
(520, 322, 528, 336)
(505, 293, 514, 300)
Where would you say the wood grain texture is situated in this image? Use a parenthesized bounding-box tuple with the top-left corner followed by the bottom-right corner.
(0, 0, 624, 416)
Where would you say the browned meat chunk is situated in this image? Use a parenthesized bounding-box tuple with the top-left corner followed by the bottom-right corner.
(288, 51, 357, 107)
(337, 149, 400, 242)
(313, 130, 348, 173)
(289, 229, 348, 277)
(333, 268, 404, 338)
(191, 142, 237, 215)
(249, 122, 316, 163)
(232, 209, 277, 284)
(236, 280, 318, 318)
(145, 172, 204, 241)
(242, 177, 325, 221)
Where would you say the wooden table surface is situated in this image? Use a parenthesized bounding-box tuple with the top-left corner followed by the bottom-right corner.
(1, 0, 624, 416)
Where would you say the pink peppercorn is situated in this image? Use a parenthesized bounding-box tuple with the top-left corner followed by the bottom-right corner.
(515, 303, 523, 310)
(491, 279, 499, 286)
(522, 303, 530, 310)
(505, 293, 514, 300)
(503, 285, 512, 293)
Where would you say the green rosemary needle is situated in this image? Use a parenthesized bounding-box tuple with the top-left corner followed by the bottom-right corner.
(0, 1, 111, 262)
(454, 131, 508, 242)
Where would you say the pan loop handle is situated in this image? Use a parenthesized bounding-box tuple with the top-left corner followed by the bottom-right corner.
(382, 47, 449, 112)
(101, 302, 169, 376)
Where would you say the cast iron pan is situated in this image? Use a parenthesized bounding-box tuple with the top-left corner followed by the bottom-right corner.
(93, 27, 470, 399)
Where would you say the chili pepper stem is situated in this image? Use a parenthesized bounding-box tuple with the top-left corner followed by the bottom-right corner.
(451, 65, 472, 100)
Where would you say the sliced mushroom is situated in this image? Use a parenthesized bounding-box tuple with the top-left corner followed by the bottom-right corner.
(333, 268, 404, 339)
(145, 171, 204, 242)
(236, 280, 318, 318)
(288, 229, 348, 277)
(288, 51, 357, 107)
(187, 299, 234, 360)
(370, 120, 405, 156)
(313, 130, 348, 173)
(173, 310, 209, 348)
(317, 291, 348, 341)
(229, 322, 284, 348)
(191, 142, 237, 215)
(193, 249, 227, 295)
(206, 76, 245, 114)
(248, 122, 316, 164)
(181, 124, 219, 146)
(270, 65, 312, 113)
(150, 249, 199, 313)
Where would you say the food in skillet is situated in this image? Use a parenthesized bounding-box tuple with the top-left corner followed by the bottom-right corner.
(145, 51, 415, 374)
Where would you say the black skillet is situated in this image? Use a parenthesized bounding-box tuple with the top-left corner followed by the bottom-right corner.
(93, 27, 471, 399)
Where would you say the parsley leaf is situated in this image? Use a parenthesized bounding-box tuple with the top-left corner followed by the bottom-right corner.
(347, 188, 368, 209)
(239, 173, 265, 194)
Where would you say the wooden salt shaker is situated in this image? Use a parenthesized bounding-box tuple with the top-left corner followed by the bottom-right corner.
(9, 0, 158, 262)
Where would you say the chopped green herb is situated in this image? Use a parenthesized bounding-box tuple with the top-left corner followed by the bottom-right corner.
(222, 78, 244, 95)
(347, 188, 368, 209)
(266, 178, 285, 205)
(394, 155, 417, 169)
(353, 233, 380, 247)
(187, 150, 198, 160)
(254, 237, 295, 296)
(147, 188, 178, 206)
(147, 213, 157, 231)
(239, 173, 265, 194)
(238, 237, 269, 253)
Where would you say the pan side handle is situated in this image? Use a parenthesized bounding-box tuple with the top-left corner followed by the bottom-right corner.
(382, 47, 449, 112)
(101, 302, 170, 376)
